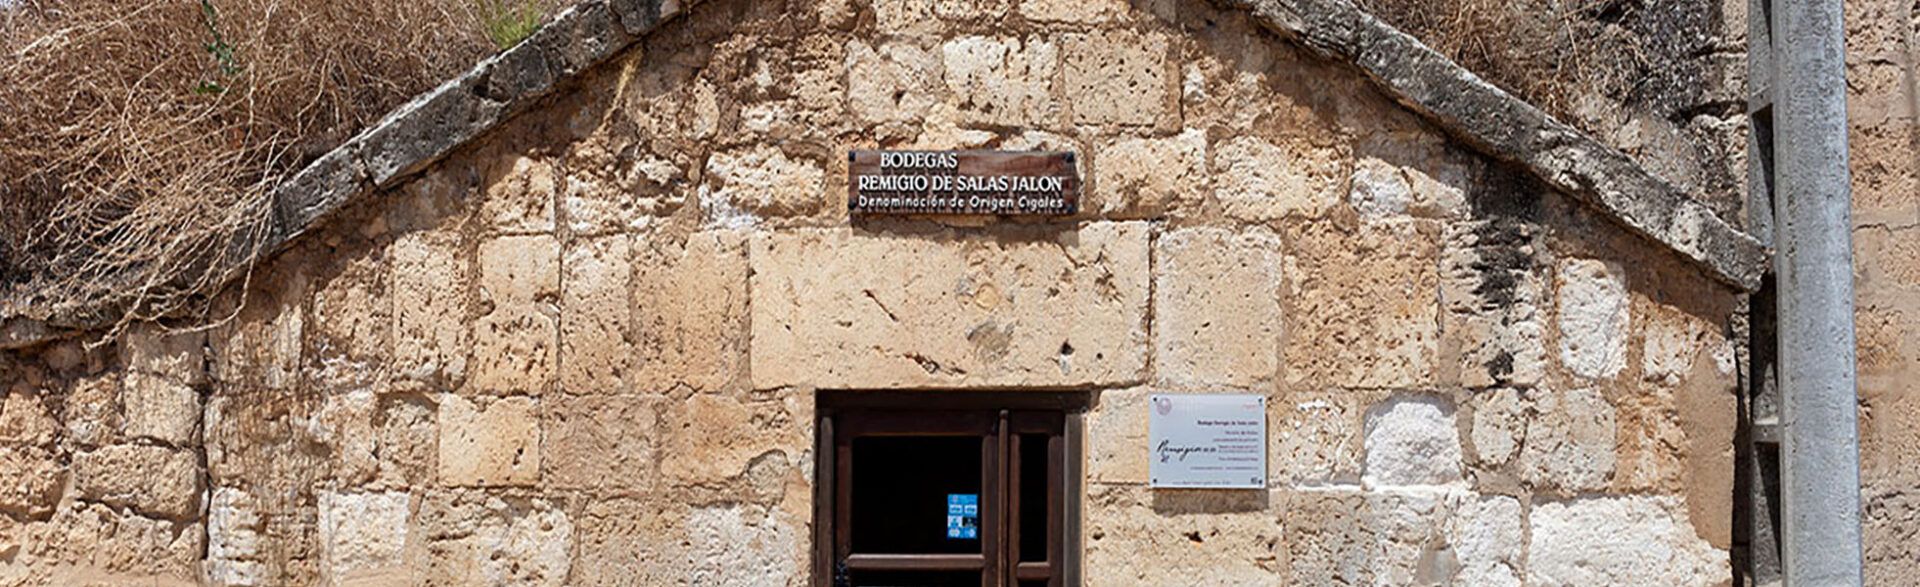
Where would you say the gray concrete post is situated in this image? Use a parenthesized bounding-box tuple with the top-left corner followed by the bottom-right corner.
(1770, 0, 1864, 583)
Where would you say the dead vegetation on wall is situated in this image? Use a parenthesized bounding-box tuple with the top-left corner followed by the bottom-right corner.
(0, 0, 556, 329)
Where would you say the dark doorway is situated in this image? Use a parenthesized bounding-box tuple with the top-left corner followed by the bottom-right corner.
(814, 392, 1085, 587)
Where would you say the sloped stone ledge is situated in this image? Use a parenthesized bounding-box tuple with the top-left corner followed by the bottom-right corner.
(1213, 0, 1769, 292)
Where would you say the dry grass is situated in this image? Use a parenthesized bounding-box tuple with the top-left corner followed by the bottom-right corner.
(0, 0, 563, 331)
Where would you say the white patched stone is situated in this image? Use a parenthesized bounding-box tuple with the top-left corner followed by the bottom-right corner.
(1212, 136, 1340, 221)
(1642, 309, 1707, 386)
(1450, 495, 1523, 587)
(942, 36, 1057, 126)
(207, 487, 267, 586)
(1468, 388, 1527, 466)
(1558, 259, 1630, 379)
(1528, 496, 1726, 586)
(480, 501, 574, 585)
(686, 505, 802, 586)
(705, 146, 826, 218)
(1362, 396, 1462, 488)
(1519, 387, 1617, 492)
(1349, 158, 1413, 217)
(319, 491, 412, 580)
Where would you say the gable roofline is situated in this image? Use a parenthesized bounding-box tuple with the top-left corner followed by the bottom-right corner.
(0, 0, 1767, 348)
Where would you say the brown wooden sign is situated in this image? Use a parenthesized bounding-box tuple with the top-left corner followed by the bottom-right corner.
(848, 150, 1079, 215)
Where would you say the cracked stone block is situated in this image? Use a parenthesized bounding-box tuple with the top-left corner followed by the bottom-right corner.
(1362, 395, 1462, 488)
(1212, 136, 1345, 222)
(1519, 387, 1617, 493)
(632, 230, 749, 394)
(318, 490, 411, 582)
(543, 394, 657, 490)
(1155, 227, 1284, 388)
(943, 35, 1057, 127)
(562, 235, 632, 394)
(750, 223, 1149, 389)
(1286, 219, 1441, 389)
(470, 234, 559, 395)
(437, 395, 540, 487)
(1528, 496, 1725, 586)
(1063, 29, 1173, 127)
(73, 444, 203, 520)
(1558, 259, 1630, 379)
(121, 371, 200, 446)
(1093, 128, 1207, 218)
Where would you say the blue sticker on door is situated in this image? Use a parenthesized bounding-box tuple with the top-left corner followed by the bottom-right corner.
(946, 494, 978, 539)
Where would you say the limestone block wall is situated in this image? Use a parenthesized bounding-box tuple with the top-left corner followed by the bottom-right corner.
(0, 0, 1746, 584)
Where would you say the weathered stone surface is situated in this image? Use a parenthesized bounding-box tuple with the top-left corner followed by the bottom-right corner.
(543, 394, 657, 490)
(306, 249, 392, 392)
(318, 490, 411, 581)
(1467, 387, 1527, 467)
(659, 392, 808, 487)
(943, 36, 1058, 126)
(206, 487, 267, 587)
(1271, 388, 1383, 487)
(1084, 485, 1283, 585)
(1518, 387, 1617, 493)
(62, 375, 122, 449)
(0, 387, 57, 446)
(562, 235, 632, 394)
(1362, 395, 1462, 488)
(437, 395, 541, 486)
(846, 40, 942, 125)
(1093, 129, 1207, 217)
(313, 389, 380, 486)
(1087, 387, 1149, 484)
(1212, 136, 1344, 221)
(209, 276, 305, 391)
(122, 322, 206, 384)
(683, 504, 806, 586)
(122, 371, 200, 446)
(480, 154, 558, 234)
(1528, 496, 1725, 585)
(1286, 219, 1441, 388)
(572, 498, 680, 586)
(632, 230, 749, 394)
(1440, 221, 1545, 388)
(1282, 489, 1453, 585)
(3, 500, 205, 580)
(391, 229, 470, 385)
(73, 444, 202, 520)
(1558, 259, 1630, 380)
(1450, 494, 1523, 587)
(376, 393, 439, 487)
(1155, 227, 1283, 388)
(871, 0, 1011, 36)
(1019, 0, 1127, 23)
(471, 234, 559, 395)
(420, 493, 573, 586)
(0, 446, 61, 517)
(704, 146, 827, 219)
(751, 224, 1149, 389)
(1062, 30, 1172, 127)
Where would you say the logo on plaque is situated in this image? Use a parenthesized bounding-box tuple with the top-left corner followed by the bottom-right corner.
(848, 150, 1079, 216)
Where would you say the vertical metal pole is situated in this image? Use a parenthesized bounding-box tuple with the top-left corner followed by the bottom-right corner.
(1770, 0, 1864, 582)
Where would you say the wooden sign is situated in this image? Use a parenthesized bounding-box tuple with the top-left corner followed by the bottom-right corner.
(848, 150, 1079, 215)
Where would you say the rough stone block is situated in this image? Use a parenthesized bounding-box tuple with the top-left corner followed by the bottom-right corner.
(1466, 387, 1527, 467)
(1155, 227, 1283, 388)
(0, 446, 61, 517)
(313, 389, 379, 486)
(480, 154, 558, 234)
(1362, 395, 1462, 488)
(562, 235, 632, 394)
(943, 36, 1057, 127)
(318, 490, 411, 582)
(1282, 489, 1452, 585)
(207, 487, 268, 587)
(391, 230, 470, 385)
(1518, 387, 1617, 493)
(1212, 136, 1344, 221)
(1286, 219, 1441, 389)
(121, 371, 201, 446)
(543, 394, 657, 490)
(376, 393, 439, 488)
(1083, 485, 1282, 586)
(660, 392, 809, 488)
(1086, 388, 1149, 484)
(1093, 128, 1207, 217)
(306, 251, 392, 392)
(872, 0, 1011, 36)
(684, 504, 807, 586)
(573, 499, 680, 586)
(750, 223, 1149, 389)
(67, 377, 129, 450)
(1440, 221, 1545, 388)
(1450, 495, 1523, 587)
(209, 278, 305, 391)
(704, 146, 827, 219)
(1062, 30, 1172, 127)
(470, 234, 560, 395)
(1271, 388, 1382, 487)
(0, 388, 57, 446)
(846, 40, 943, 126)
(1557, 259, 1630, 380)
(73, 444, 202, 520)
(122, 322, 206, 385)
(437, 395, 541, 486)
(632, 230, 749, 394)
(419, 493, 572, 585)
(1019, 0, 1127, 22)
(1528, 496, 1725, 585)
(6, 500, 205, 578)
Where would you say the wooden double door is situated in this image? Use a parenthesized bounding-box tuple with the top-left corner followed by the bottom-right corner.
(814, 394, 1079, 587)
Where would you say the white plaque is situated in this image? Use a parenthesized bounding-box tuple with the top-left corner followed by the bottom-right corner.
(1148, 394, 1267, 489)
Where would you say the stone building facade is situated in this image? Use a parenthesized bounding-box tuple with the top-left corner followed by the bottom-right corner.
(0, 0, 1840, 584)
